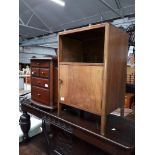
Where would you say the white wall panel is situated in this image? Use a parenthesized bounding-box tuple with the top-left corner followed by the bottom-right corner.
(19, 46, 56, 63)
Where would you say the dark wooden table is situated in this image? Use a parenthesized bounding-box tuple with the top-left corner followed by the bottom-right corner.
(19, 99, 135, 155)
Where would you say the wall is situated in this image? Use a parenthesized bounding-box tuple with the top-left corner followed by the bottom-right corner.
(19, 46, 56, 64)
(19, 33, 58, 64)
(112, 17, 135, 28)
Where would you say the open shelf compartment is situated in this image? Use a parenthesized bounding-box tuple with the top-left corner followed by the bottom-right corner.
(59, 27, 105, 63)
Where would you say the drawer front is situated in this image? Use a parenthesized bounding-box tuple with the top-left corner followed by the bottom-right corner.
(31, 77, 49, 88)
(31, 60, 49, 68)
(31, 68, 39, 77)
(32, 86, 49, 105)
(40, 69, 49, 78)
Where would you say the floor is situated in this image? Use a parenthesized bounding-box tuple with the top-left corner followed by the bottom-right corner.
(19, 133, 48, 155)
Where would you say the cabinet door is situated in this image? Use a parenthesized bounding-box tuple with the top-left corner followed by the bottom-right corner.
(59, 64, 103, 115)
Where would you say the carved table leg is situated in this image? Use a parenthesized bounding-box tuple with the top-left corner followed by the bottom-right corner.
(42, 118, 53, 155)
(120, 106, 124, 117)
(19, 112, 31, 142)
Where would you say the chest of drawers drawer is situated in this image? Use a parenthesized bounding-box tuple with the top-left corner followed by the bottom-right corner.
(31, 68, 39, 77)
(39, 68, 49, 78)
(31, 68, 49, 78)
(31, 77, 49, 88)
(32, 86, 49, 105)
(31, 61, 49, 68)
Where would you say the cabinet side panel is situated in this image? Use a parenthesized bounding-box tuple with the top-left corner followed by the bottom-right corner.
(103, 24, 128, 114)
(59, 64, 103, 115)
(53, 67, 58, 106)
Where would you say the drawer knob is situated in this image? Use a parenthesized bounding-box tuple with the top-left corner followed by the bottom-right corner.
(32, 72, 34, 74)
(45, 84, 48, 87)
(42, 72, 44, 74)
(37, 63, 40, 65)
(37, 93, 40, 96)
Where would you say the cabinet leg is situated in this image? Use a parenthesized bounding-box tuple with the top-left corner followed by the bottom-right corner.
(58, 103, 62, 116)
(19, 112, 31, 142)
(120, 106, 124, 117)
(42, 119, 56, 155)
(100, 115, 106, 135)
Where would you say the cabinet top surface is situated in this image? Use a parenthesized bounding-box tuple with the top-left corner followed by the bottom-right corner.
(30, 57, 57, 60)
(58, 23, 109, 36)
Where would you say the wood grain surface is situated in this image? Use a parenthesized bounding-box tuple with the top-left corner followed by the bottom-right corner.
(59, 64, 103, 115)
(102, 24, 128, 115)
(31, 86, 50, 105)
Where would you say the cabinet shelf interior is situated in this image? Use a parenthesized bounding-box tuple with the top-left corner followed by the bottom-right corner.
(59, 27, 105, 63)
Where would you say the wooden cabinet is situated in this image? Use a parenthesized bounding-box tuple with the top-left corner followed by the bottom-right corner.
(58, 23, 128, 134)
(31, 57, 58, 109)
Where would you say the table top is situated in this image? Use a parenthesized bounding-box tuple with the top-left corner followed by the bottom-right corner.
(20, 99, 135, 154)
(19, 89, 31, 96)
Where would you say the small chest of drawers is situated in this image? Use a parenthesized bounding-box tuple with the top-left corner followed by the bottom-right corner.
(30, 57, 57, 109)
